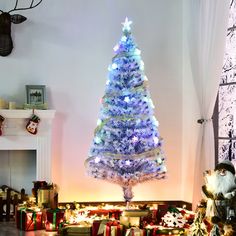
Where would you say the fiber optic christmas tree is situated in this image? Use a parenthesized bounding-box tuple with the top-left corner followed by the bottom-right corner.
(85, 18, 167, 203)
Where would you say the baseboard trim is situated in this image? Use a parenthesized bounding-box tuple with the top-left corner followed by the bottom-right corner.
(59, 200, 192, 210)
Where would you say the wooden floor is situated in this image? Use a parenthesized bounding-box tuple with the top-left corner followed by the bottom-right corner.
(0, 221, 57, 236)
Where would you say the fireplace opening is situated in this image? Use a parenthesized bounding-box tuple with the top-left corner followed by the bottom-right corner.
(0, 150, 36, 195)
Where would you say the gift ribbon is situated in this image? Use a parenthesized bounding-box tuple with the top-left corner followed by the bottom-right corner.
(52, 211, 56, 230)
(33, 212, 37, 231)
(19, 208, 26, 230)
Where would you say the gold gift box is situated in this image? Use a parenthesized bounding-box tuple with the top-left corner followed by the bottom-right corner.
(122, 210, 149, 217)
(120, 209, 149, 227)
(59, 225, 92, 236)
(120, 216, 140, 227)
(37, 189, 58, 209)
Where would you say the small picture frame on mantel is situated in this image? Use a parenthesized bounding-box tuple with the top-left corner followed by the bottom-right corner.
(24, 85, 48, 109)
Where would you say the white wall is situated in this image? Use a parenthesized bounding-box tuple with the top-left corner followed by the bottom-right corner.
(0, 0, 185, 203)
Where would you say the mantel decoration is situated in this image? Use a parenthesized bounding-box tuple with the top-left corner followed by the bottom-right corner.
(24, 85, 48, 109)
(0, 0, 43, 57)
(26, 113, 41, 135)
(85, 18, 167, 205)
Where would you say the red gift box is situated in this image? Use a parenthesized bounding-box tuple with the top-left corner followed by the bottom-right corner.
(92, 220, 110, 236)
(156, 205, 169, 224)
(141, 209, 158, 227)
(104, 221, 123, 236)
(45, 208, 65, 231)
(16, 208, 42, 231)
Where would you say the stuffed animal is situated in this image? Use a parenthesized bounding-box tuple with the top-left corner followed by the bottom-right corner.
(202, 160, 236, 235)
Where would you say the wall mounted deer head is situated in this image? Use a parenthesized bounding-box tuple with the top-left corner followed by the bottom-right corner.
(0, 0, 42, 56)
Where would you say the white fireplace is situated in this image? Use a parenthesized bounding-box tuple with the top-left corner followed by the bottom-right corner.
(0, 109, 55, 184)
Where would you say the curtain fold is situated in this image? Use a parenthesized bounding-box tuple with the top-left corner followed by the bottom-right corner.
(186, 0, 230, 209)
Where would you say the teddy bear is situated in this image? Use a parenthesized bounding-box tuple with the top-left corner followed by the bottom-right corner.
(201, 160, 236, 235)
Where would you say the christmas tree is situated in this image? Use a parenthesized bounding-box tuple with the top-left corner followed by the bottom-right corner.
(85, 18, 167, 203)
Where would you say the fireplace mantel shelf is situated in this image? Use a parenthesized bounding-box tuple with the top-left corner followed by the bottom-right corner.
(0, 109, 56, 119)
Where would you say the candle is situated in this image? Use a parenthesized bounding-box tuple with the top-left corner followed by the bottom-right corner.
(8, 101, 16, 109)
(0, 98, 5, 109)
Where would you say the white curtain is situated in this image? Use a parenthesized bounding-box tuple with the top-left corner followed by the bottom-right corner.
(186, 0, 230, 209)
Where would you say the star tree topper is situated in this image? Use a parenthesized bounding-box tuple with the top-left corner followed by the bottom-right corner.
(122, 17, 133, 32)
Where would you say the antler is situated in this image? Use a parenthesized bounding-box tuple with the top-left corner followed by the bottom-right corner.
(8, 0, 43, 13)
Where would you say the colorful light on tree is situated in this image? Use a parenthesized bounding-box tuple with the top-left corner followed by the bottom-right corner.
(85, 17, 167, 203)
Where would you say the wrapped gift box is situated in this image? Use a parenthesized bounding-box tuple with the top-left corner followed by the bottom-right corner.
(120, 209, 149, 228)
(92, 220, 110, 236)
(104, 221, 123, 236)
(38, 188, 58, 209)
(120, 216, 140, 227)
(156, 205, 169, 224)
(58, 223, 92, 236)
(123, 210, 149, 217)
(45, 208, 65, 231)
(125, 227, 145, 236)
(16, 208, 42, 231)
(140, 209, 158, 227)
